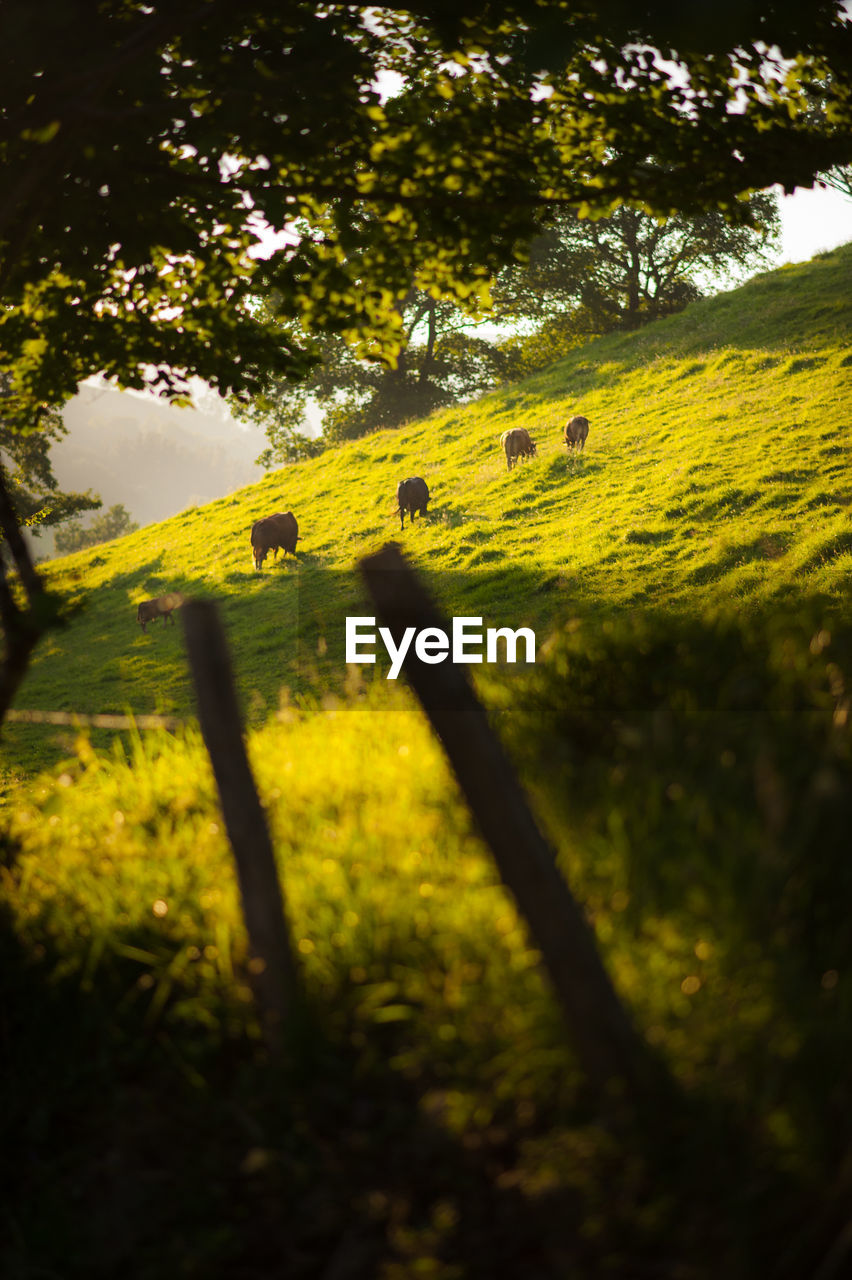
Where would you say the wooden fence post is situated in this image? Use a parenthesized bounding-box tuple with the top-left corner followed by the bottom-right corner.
(181, 599, 301, 1050)
(359, 543, 660, 1100)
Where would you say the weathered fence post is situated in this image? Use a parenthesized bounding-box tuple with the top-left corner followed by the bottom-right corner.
(359, 543, 659, 1100)
(182, 599, 301, 1050)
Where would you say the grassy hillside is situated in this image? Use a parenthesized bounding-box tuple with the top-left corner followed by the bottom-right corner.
(4, 243, 851, 773)
(2, 245, 852, 1279)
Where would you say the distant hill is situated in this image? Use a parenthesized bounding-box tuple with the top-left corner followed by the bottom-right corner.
(33, 382, 270, 555)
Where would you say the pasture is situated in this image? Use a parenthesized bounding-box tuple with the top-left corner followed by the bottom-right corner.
(1, 243, 851, 1278)
(5, 244, 851, 771)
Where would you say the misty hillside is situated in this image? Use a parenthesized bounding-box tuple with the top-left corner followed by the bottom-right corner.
(47, 382, 270, 535)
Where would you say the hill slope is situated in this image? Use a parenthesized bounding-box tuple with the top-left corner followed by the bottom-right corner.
(5, 242, 850, 771)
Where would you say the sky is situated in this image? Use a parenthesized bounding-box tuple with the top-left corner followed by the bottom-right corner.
(775, 183, 852, 263)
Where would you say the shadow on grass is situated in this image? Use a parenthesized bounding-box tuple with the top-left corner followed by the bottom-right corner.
(500, 598, 852, 1269)
(0, 888, 813, 1280)
(430, 507, 488, 529)
(0, 902, 590, 1279)
(797, 531, 852, 574)
(685, 535, 790, 584)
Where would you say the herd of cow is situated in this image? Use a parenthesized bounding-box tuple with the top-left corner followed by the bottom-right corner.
(136, 413, 589, 629)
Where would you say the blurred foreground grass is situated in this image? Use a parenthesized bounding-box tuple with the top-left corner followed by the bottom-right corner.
(3, 595, 852, 1276)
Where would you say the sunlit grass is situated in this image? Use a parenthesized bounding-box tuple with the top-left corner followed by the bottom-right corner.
(2, 698, 578, 1112)
(5, 244, 849, 779)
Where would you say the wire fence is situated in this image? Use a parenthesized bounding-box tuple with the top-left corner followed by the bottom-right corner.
(5, 708, 184, 731)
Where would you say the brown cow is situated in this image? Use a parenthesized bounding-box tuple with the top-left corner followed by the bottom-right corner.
(137, 593, 183, 632)
(564, 415, 590, 450)
(397, 477, 430, 530)
(251, 511, 299, 569)
(501, 427, 537, 471)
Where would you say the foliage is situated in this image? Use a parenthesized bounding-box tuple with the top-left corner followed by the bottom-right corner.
(254, 195, 779, 456)
(497, 305, 606, 381)
(806, 77, 852, 201)
(0, 381, 99, 725)
(817, 164, 852, 199)
(315, 297, 517, 445)
(248, 290, 513, 456)
(494, 195, 781, 332)
(0, 387, 100, 536)
(1, 1, 851, 428)
(255, 428, 326, 469)
(54, 503, 139, 555)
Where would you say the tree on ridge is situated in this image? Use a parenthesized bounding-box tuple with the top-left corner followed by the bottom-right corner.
(252, 193, 779, 455)
(54, 504, 138, 556)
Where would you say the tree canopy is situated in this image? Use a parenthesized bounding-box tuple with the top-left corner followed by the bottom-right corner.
(252, 287, 509, 455)
(252, 193, 779, 455)
(495, 193, 781, 333)
(53, 503, 138, 556)
(0, 382, 100, 535)
(1, 0, 851, 423)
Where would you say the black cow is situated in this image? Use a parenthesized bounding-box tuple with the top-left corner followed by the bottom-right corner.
(397, 477, 430, 530)
(251, 511, 299, 569)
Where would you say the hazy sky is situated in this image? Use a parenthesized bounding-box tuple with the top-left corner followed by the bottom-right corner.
(776, 183, 852, 263)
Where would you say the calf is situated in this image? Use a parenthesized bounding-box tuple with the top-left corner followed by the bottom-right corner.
(137, 593, 183, 632)
(564, 415, 590, 450)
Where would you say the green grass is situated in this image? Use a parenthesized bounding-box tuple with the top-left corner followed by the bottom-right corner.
(6, 245, 851, 774)
(2, 243, 852, 1278)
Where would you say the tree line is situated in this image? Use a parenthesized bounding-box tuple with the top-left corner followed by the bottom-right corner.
(249, 195, 781, 461)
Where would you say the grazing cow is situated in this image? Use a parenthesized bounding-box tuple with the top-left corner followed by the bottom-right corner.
(137, 593, 183, 632)
(251, 511, 299, 569)
(564, 415, 590, 450)
(501, 427, 537, 471)
(397, 477, 430, 530)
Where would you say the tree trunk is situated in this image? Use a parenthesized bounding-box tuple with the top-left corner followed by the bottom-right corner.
(0, 463, 51, 727)
(420, 298, 438, 382)
(621, 209, 642, 330)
